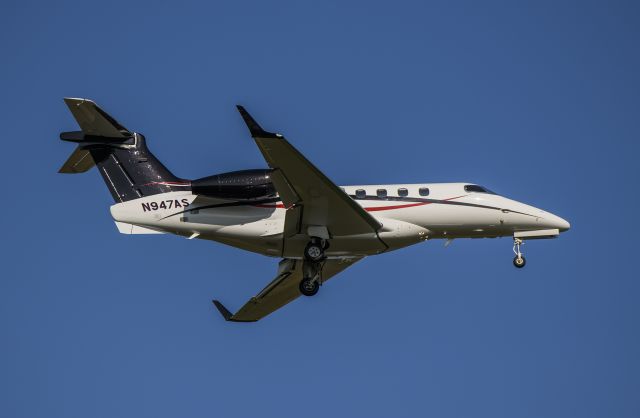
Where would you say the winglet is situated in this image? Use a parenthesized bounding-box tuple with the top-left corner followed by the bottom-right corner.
(236, 105, 281, 139)
(212, 300, 233, 320)
(212, 300, 256, 323)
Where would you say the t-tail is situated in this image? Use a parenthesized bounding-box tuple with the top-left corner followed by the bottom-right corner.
(58, 98, 190, 201)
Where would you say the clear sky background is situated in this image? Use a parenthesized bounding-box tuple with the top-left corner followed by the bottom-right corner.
(1, 1, 639, 417)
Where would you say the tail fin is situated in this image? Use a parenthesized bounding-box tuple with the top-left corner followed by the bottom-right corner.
(58, 98, 130, 174)
(59, 98, 190, 202)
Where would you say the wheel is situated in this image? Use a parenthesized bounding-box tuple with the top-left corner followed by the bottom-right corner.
(513, 255, 526, 268)
(304, 242, 325, 262)
(299, 278, 320, 296)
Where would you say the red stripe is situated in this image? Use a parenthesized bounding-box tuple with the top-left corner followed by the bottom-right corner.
(443, 195, 467, 201)
(363, 195, 467, 212)
(254, 203, 286, 209)
(365, 202, 430, 212)
(254, 195, 467, 212)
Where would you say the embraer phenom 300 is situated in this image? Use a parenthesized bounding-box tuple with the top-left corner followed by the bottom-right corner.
(59, 98, 570, 322)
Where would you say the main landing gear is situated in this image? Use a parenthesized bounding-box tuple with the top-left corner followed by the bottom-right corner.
(299, 277, 320, 296)
(513, 237, 526, 268)
(304, 237, 328, 262)
(299, 260, 324, 296)
(299, 237, 329, 296)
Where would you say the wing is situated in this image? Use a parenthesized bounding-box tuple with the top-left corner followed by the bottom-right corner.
(236, 106, 381, 237)
(213, 257, 361, 322)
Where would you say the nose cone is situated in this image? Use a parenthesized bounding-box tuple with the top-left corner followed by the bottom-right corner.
(547, 214, 570, 232)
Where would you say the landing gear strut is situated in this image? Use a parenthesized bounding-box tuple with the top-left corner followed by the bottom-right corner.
(300, 238, 328, 296)
(513, 238, 526, 268)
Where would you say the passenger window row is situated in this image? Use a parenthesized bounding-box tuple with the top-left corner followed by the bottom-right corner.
(353, 187, 430, 199)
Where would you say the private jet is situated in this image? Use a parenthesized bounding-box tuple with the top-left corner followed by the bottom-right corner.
(58, 98, 570, 322)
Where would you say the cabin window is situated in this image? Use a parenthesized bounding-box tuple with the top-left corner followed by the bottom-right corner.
(419, 187, 430, 196)
(355, 189, 366, 199)
(464, 184, 497, 194)
(377, 189, 387, 198)
(398, 188, 408, 197)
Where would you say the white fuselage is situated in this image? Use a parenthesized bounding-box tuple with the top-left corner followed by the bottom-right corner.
(110, 182, 570, 258)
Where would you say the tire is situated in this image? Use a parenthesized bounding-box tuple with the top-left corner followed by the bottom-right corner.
(304, 242, 325, 262)
(513, 255, 526, 268)
(299, 278, 320, 296)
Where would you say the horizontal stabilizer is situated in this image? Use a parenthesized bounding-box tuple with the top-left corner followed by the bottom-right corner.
(58, 146, 95, 173)
(64, 98, 132, 138)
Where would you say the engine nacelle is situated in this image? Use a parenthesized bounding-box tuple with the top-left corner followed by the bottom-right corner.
(191, 169, 276, 199)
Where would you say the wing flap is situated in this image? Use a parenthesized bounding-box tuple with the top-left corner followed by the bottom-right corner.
(269, 169, 300, 208)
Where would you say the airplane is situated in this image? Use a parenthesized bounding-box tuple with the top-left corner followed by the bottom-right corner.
(58, 98, 570, 322)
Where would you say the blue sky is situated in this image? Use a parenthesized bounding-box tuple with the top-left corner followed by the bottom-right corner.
(1, 1, 639, 417)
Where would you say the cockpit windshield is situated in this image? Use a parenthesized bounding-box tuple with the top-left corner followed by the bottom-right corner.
(464, 184, 497, 195)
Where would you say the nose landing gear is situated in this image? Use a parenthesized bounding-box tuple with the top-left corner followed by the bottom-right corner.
(513, 238, 526, 268)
